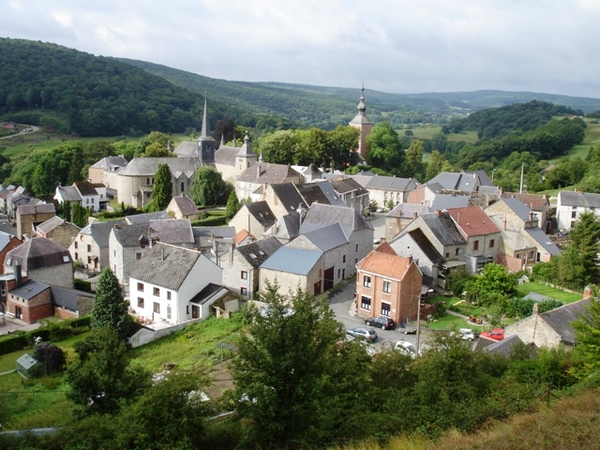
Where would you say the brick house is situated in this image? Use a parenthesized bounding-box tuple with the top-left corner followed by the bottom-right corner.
(0, 231, 22, 274)
(355, 243, 423, 326)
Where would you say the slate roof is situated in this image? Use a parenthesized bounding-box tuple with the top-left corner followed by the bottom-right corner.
(189, 283, 228, 305)
(270, 183, 307, 213)
(90, 155, 128, 170)
(302, 222, 348, 252)
(169, 194, 198, 216)
(539, 298, 590, 345)
(419, 212, 467, 246)
(559, 190, 600, 208)
(357, 250, 413, 281)
(10, 279, 50, 300)
(74, 181, 98, 196)
(0, 231, 16, 252)
(447, 206, 500, 237)
(192, 226, 236, 239)
(365, 175, 418, 192)
(501, 192, 549, 210)
(525, 227, 561, 256)
(236, 162, 301, 184)
(245, 202, 277, 228)
(260, 247, 321, 276)
(237, 237, 283, 267)
(17, 203, 55, 216)
(483, 334, 525, 356)
(112, 220, 194, 247)
(119, 157, 200, 177)
(407, 228, 444, 265)
(6, 237, 71, 270)
(267, 213, 302, 241)
(80, 220, 126, 248)
(129, 243, 203, 290)
(56, 185, 81, 202)
(174, 141, 198, 158)
(125, 210, 170, 225)
(295, 182, 334, 206)
(214, 145, 238, 166)
(427, 172, 480, 192)
(300, 203, 371, 239)
(386, 203, 433, 219)
(331, 177, 368, 197)
(502, 197, 534, 222)
(430, 194, 471, 210)
(0, 221, 17, 236)
(51, 285, 94, 311)
(36, 216, 68, 234)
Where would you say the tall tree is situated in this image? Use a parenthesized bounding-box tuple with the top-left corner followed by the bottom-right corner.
(224, 190, 240, 222)
(90, 267, 131, 339)
(425, 150, 453, 181)
(191, 167, 229, 206)
(569, 211, 600, 283)
(365, 122, 405, 174)
(403, 139, 427, 181)
(71, 202, 90, 228)
(257, 130, 298, 165)
(148, 163, 172, 211)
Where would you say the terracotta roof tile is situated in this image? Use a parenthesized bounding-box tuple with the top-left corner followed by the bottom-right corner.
(357, 250, 412, 281)
(447, 206, 500, 237)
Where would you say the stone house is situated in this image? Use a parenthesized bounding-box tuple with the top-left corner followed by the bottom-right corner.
(115, 157, 201, 208)
(15, 203, 56, 240)
(129, 243, 222, 325)
(390, 229, 444, 287)
(54, 181, 101, 212)
(385, 203, 434, 241)
(0, 231, 22, 274)
(235, 162, 303, 201)
(229, 201, 277, 237)
(220, 237, 282, 298)
(500, 191, 550, 231)
(87, 155, 128, 187)
(355, 243, 423, 326)
(447, 206, 501, 273)
(166, 194, 199, 220)
(351, 174, 419, 209)
(426, 171, 484, 194)
(109, 219, 195, 285)
(34, 216, 80, 249)
(50, 285, 95, 319)
(214, 132, 258, 183)
(329, 177, 370, 214)
(505, 298, 590, 349)
(4, 237, 73, 288)
(70, 220, 126, 274)
(260, 247, 324, 297)
(556, 190, 600, 232)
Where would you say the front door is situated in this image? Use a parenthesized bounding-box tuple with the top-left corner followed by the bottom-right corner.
(192, 305, 200, 319)
(15, 306, 22, 319)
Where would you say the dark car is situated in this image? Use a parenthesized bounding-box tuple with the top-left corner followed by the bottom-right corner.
(365, 316, 395, 330)
(346, 327, 378, 342)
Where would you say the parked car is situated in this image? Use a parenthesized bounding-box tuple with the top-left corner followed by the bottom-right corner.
(346, 327, 378, 342)
(458, 328, 476, 341)
(480, 328, 505, 341)
(400, 324, 417, 335)
(365, 315, 395, 330)
(394, 340, 418, 358)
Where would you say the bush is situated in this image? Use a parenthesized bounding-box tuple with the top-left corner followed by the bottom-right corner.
(74, 278, 92, 292)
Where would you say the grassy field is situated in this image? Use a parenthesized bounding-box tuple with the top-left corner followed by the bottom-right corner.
(516, 281, 582, 303)
(408, 126, 479, 144)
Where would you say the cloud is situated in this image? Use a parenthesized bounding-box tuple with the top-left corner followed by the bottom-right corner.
(2, 0, 600, 98)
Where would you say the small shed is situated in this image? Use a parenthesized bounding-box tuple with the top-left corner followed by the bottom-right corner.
(16, 353, 40, 379)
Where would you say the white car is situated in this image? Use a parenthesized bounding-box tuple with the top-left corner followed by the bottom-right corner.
(394, 340, 418, 358)
(458, 328, 476, 341)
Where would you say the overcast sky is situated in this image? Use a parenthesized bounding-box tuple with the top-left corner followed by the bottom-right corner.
(2, 0, 600, 98)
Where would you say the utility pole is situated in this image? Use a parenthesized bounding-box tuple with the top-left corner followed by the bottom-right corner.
(415, 294, 421, 358)
(519, 162, 525, 193)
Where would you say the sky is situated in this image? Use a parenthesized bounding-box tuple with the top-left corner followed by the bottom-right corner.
(2, 0, 600, 99)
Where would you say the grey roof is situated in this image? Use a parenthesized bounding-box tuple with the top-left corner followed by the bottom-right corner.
(246, 202, 277, 228)
(192, 226, 236, 239)
(10, 279, 50, 300)
(214, 145, 238, 166)
(540, 298, 590, 345)
(270, 212, 302, 241)
(419, 211, 467, 246)
(237, 133, 255, 157)
(387, 203, 433, 219)
(406, 228, 444, 265)
(0, 221, 17, 236)
(427, 172, 480, 192)
(236, 162, 301, 184)
(74, 181, 98, 196)
(237, 237, 283, 267)
(129, 243, 203, 290)
(125, 210, 171, 225)
(468, 170, 494, 187)
(483, 334, 525, 356)
(365, 175, 418, 192)
(17, 203, 55, 216)
(36, 216, 68, 234)
(525, 227, 561, 256)
(51, 285, 94, 311)
(502, 197, 533, 222)
(6, 237, 71, 270)
(331, 177, 369, 197)
(0, 231, 17, 252)
(174, 141, 198, 158)
(170, 195, 198, 216)
(271, 183, 307, 213)
(119, 157, 200, 178)
(112, 220, 194, 247)
(300, 203, 371, 239)
(56, 185, 82, 202)
(260, 247, 321, 276)
(91, 155, 128, 170)
(302, 222, 348, 252)
(430, 194, 471, 210)
(189, 283, 228, 305)
(523, 292, 554, 302)
(559, 190, 600, 208)
(80, 220, 126, 248)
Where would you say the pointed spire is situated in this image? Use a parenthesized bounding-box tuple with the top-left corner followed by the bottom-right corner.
(220, 133, 225, 147)
(233, 132, 237, 147)
(237, 131, 255, 157)
(200, 96, 208, 138)
(357, 83, 367, 116)
(259, 146, 264, 162)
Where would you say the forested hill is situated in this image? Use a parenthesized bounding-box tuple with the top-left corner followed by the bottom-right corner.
(0, 38, 273, 137)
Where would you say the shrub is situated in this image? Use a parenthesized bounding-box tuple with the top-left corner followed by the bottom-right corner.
(74, 278, 92, 292)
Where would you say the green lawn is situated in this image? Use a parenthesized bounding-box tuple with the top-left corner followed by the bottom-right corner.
(516, 282, 582, 303)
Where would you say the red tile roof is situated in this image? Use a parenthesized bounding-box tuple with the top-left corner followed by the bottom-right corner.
(357, 250, 413, 281)
(447, 206, 500, 237)
(374, 241, 397, 255)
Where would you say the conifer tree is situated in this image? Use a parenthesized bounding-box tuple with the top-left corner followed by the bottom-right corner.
(90, 267, 131, 339)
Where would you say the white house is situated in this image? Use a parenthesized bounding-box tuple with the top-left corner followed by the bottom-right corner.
(556, 190, 600, 232)
(129, 243, 222, 325)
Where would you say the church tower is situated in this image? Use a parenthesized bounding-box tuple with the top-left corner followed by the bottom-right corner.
(197, 97, 216, 163)
(235, 132, 257, 177)
(349, 85, 373, 158)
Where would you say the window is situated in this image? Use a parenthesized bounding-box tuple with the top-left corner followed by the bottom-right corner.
(381, 302, 391, 317)
(75, 252, 78, 260)
(181, 182, 184, 193)
(455, 248, 460, 256)
(361, 296, 371, 311)
(363, 275, 371, 288)
(74, 242, 78, 249)
(153, 302, 160, 314)
(342, 255, 346, 263)
(383, 280, 391, 293)
(136, 252, 142, 260)
(87, 244, 91, 252)
(473, 240, 479, 251)
(241, 271, 248, 280)
(241, 287, 248, 295)
(113, 249, 116, 257)
(137, 297, 144, 308)
(167, 306, 172, 320)
(167, 291, 171, 300)
(337, 269, 341, 278)
(137, 282, 144, 292)
(355, 244, 359, 252)
(153, 287, 160, 297)
(571, 210, 577, 219)
(489, 239, 495, 249)
(445, 252, 450, 258)
(186, 305, 189, 315)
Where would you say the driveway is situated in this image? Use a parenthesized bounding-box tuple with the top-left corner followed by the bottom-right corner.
(328, 279, 428, 353)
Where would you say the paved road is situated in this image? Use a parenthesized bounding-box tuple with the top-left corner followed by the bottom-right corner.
(0, 125, 39, 140)
(328, 279, 427, 353)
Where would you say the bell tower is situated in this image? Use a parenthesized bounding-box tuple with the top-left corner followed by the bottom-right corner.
(348, 84, 373, 158)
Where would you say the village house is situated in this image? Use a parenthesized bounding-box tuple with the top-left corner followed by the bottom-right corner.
(500, 191, 550, 231)
(229, 201, 277, 237)
(390, 229, 445, 288)
(259, 246, 324, 297)
(384, 203, 434, 241)
(214, 132, 259, 183)
(351, 173, 419, 209)
(166, 194, 199, 220)
(556, 190, 600, 232)
(235, 162, 303, 201)
(34, 216, 80, 249)
(129, 242, 223, 325)
(0, 231, 22, 274)
(70, 219, 126, 274)
(15, 203, 56, 240)
(87, 155, 128, 187)
(329, 177, 370, 214)
(355, 243, 423, 326)
(54, 181, 101, 213)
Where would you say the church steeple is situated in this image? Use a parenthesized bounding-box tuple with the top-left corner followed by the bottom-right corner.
(349, 84, 374, 158)
(201, 96, 209, 138)
(197, 95, 216, 163)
